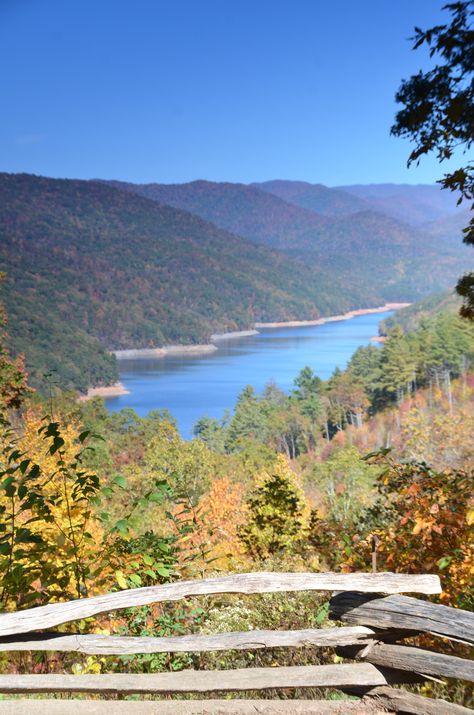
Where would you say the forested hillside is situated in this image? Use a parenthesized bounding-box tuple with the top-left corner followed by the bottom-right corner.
(290, 210, 468, 302)
(108, 178, 469, 304)
(0, 173, 360, 392)
(380, 291, 462, 333)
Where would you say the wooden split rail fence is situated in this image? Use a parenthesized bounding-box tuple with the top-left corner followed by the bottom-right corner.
(0, 572, 472, 714)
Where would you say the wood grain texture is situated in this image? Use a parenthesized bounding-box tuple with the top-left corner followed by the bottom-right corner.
(0, 663, 422, 693)
(330, 593, 474, 645)
(339, 643, 474, 682)
(363, 686, 474, 714)
(0, 626, 377, 654)
(0, 699, 387, 715)
(0, 572, 441, 637)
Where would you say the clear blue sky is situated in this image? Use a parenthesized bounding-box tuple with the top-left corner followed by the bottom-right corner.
(0, 0, 459, 185)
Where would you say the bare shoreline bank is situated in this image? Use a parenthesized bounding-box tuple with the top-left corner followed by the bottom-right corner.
(114, 331, 260, 360)
(114, 344, 218, 360)
(79, 382, 130, 400)
(211, 329, 259, 341)
(254, 302, 411, 329)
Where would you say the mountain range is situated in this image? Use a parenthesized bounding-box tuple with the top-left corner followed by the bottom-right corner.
(254, 180, 464, 224)
(106, 178, 470, 301)
(1, 172, 471, 392)
(337, 183, 463, 225)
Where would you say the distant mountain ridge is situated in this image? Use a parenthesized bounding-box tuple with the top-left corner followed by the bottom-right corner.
(105, 178, 470, 303)
(252, 179, 464, 225)
(104, 179, 331, 252)
(337, 183, 463, 225)
(252, 180, 368, 216)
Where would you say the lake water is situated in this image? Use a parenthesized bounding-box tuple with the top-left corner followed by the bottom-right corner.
(105, 311, 393, 438)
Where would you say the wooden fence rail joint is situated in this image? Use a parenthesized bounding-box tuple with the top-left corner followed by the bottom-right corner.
(361, 686, 474, 715)
(329, 592, 474, 645)
(338, 642, 474, 683)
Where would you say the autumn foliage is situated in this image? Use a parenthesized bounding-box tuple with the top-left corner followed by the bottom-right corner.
(362, 455, 473, 609)
(173, 476, 248, 570)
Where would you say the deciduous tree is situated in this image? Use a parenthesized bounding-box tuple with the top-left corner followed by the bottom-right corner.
(392, 1, 474, 317)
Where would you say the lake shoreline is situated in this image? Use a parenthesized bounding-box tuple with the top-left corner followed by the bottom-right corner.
(102, 307, 403, 437)
(81, 302, 409, 400)
(113, 302, 411, 361)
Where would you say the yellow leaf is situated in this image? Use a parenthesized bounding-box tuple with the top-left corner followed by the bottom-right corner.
(115, 570, 128, 590)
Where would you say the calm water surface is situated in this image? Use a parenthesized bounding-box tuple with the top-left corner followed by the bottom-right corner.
(106, 311, 393, 438)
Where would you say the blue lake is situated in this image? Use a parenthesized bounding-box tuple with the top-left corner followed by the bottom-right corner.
(105, 311, 393, 438)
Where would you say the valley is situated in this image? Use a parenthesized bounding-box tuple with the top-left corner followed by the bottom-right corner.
(0, 172, 470, 394)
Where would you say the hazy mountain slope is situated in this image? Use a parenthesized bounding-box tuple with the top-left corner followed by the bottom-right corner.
(107, 178, 468, 302)
(338, 183, 463, 224)
(0, 173, 363, 392)
(253, 179, 368, 216)
(421, 209, 472, 245)
(104, 179, 330, 252)
(285, 210, 470, 302)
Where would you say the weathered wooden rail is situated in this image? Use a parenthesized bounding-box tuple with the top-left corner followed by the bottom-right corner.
(0, 571, 472, 715)
(0, 572, 440, 637)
